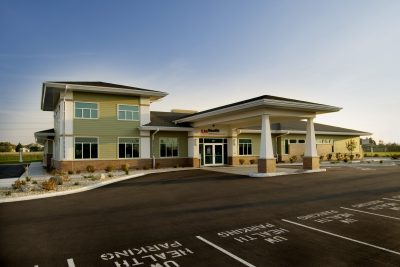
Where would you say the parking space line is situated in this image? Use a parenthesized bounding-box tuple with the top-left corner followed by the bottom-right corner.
(67, 258, 75, 267)
(282, 219, 400, 256)
(196, 236, 256, 267)
(340, 207, 400, 220)
(383, 198, 400, 202)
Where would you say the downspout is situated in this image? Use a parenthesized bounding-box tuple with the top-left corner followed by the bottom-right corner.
(275, 131, 290, 161)
(151, 128, 160, 169)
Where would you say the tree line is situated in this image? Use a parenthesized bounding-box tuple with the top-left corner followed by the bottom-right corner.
(0, 142, 44, 152)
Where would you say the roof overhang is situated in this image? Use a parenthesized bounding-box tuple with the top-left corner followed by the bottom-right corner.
(238, 129, 371, 136)
(41, 82, 168, 111)
(34, 130, 55, 144)
(174, 98, 341, 126)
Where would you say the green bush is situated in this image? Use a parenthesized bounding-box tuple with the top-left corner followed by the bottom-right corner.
(249, 159, 256, 164)
(239, 159, 245, 165)
(68, 170, 74, 175)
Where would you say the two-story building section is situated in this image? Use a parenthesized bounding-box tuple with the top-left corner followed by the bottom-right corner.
(35, 81, 370, 174)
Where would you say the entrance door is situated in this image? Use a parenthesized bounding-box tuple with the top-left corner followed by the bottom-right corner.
(203, 144, 224, 166)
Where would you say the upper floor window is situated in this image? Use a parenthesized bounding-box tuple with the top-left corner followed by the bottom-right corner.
(239, 139, 252, 155)
(75, 102, 98, 119)
(118, 104, 139, 121)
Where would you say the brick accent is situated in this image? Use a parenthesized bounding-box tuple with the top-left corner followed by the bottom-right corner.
(229, 156, 259, 166)
(303, 156, 320, 170)
(258, 158, 276, 173)
(53, 158, 193, 172)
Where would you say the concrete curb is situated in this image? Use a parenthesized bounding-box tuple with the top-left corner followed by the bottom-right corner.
(0, 168, 195, 204)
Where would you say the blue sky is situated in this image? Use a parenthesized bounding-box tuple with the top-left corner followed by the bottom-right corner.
(0, 0, 399, 144)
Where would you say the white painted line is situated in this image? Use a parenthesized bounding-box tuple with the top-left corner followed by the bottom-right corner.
(282, 219, 400, 256)
(196, 236, 256, 267)
(67, 258, 75, 267)
(383, 198, 400, 202)
(340, 207, 400, 220)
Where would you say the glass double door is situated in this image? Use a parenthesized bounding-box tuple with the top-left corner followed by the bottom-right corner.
(204, 144, 224, 166)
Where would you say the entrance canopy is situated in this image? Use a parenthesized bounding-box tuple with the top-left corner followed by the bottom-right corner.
(174, 95, 342, 174)
(174, 95, 341, 128)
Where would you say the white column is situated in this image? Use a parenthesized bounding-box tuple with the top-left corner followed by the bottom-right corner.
(227, 129, 238, 158)
(188, 137, 199, 158)
(140, 131, 151, 158)
(304, 118, 318, 157)
(260, 114, 275, 159)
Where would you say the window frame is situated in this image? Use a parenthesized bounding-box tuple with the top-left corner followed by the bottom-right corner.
(118, 137, 140, 159)
(159, 137, 179, 158)
(238, 138, 253, 156)
(74, 136, 99, 159)
(117, 104, 140, 121)
(74, 101, 99, 119)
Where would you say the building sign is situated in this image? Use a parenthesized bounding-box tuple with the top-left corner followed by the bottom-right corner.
(201, 129, 220, 134)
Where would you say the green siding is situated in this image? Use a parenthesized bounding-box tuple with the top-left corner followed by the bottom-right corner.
(73, 92, 140, 159)
(152, 131, 188, 158)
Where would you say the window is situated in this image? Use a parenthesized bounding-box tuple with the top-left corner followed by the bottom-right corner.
(75, 137, 98, 159)
(75, 102, 98, 119)
(239, 139, 252, 155)
(160, 137, 178, 157)
(284, 139, 306, 154)
(119, 138, 139, 158)
(118, 104, 139, 121)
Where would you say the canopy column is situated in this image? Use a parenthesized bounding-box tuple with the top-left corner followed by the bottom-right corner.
(303, 118, 320, 170)
(258, 114, 276, 173)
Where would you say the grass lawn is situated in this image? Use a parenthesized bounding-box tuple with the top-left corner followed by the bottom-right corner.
(0, 152, 43, 164)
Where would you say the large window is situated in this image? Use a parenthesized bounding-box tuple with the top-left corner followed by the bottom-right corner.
(118, 104, 139, 121)
(75, 137, 98, 159)
(119, 138, 139, 158)
(75, 102, 98, 119)
(160, 137, 178, 157)
(239, 139, 252, 155)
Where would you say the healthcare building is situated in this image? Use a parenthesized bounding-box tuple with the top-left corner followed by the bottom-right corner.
(35, 81, 370, 175)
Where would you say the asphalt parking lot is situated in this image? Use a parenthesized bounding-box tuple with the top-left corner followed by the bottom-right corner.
(0, 164, 25, 179)
(1, 166, 400, 266)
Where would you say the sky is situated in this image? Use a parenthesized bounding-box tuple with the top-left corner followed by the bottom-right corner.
(0, 0, 399, 144)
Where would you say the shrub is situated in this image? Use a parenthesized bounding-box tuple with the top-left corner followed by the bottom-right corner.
(289, 156, 297, 163)
(327, 154, 333, 160)
(343, 158, 348, 163)
(68, 170, 74, 175)
(350, 154, 355, 160)
(42, 179, 57, 191)
(62, 175, 70, 182)
(74, 181, 80, 186)
(25, 176, 31, 182)
(4, 191, 11, 196)
(105, 165, 114, 173)
(249, 159, 256, 164)
(355, 154, 360, 159)
(121, 164, 129, 172)
(32, 180, 38, 184)
(239, 159, 245, 165)
(12, 180, 25, 190)
(50, 176, 63, 185)
(391, 155, 399, 160)
(380, 160, 383, 164)
(373, 154, 379, 157)
(319, 155, 324, 161)
(108, 173, 113, 178)
(76, 170, 81, 174)
(86, 165, 95, 173)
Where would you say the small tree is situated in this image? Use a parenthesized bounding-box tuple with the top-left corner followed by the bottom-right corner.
(16, 142, 23, 152)
(345, 139, 357, 159)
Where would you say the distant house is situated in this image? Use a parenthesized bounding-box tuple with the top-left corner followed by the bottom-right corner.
(35, 81, 370, 174)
